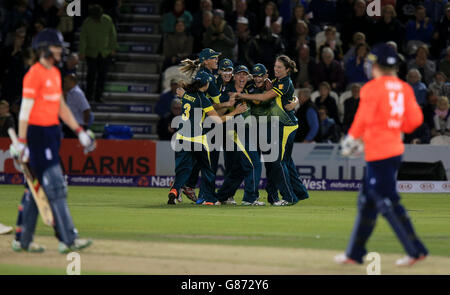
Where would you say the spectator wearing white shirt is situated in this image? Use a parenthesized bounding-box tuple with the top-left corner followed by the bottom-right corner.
(62, 74, 92, 138)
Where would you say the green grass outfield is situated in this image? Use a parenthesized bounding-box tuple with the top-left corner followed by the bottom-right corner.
(1, 185, 449, 257)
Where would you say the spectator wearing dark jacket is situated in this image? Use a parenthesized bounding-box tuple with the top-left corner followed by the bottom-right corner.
(192, 10, 213, 53)
(318, 106, 341, 143)
(163, 19, 193, 71)
(422, 89, 439, 128)
(312, 47, 346, 93)
(203, 9, 235, 60)
(407, 44, 436, 85)
(404, 121, 431, 144)
(424, 0, 448, 25)
(234, 16, 253, 66)
(343, 83, 361, 134)
(439, 47, 450, 79)
(341, 0, 373, 50)
(405, 5, 434, 45)
(32, 0, 60, 28)
(1, 0, 32, 41)
(295, 88, 321, 143)
(248, 26, 285, 76)
(315, 82, 341, 126)
(371, 4, 405, 46)
(345, 43, 370, 84)
(0, 31, 32, 105)
(309, 0, 337, 27)
(155, 79, 179, 118)
(226, 0, 258, 36)
(287, 20, 316, 59)
(294, 44, 315, 89)
(157, 98, 182, 140)
(396, 0, 419, 23)
(431, 6, 450, 59)
(0, 100, 15, 137)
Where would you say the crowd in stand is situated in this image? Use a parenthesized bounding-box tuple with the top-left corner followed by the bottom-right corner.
(158, 0, 450, 144)
(0, 0, 119, 137)
(0, 0, 448, 144)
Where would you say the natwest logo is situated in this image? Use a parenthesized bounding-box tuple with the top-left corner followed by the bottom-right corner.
(398, 183, 413, 191)
(420, 183, 435, 191)
(442, 182, 450, 191)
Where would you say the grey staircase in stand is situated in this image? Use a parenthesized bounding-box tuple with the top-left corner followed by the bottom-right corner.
(78, 0, 164, 140)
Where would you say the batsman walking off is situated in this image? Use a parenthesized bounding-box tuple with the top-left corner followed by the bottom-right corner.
(336, 43, 428, 267)
(9, 29, 96, 253)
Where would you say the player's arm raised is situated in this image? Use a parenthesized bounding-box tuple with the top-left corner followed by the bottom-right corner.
(206, 103, 248, 124)
(233, 89, 278, 102)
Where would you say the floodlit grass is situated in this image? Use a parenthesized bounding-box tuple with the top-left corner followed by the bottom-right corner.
(1, 185, 449, 256)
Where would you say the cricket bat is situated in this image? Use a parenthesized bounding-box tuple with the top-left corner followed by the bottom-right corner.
(8, 128, 54, 226)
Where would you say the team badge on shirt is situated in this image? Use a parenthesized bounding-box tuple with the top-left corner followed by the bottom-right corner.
(278, 84, 284, 90)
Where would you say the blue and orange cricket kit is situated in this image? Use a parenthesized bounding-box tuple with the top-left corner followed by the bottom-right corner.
(346, 155, 428, 262)
(345, 48, 429, 263)
(18, 61, 78, 249)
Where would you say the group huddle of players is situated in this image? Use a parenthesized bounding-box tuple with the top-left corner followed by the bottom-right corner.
(167, 48, 309, 206)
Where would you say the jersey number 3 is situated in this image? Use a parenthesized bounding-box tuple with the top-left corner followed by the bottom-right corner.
(182, 104, 191, 121)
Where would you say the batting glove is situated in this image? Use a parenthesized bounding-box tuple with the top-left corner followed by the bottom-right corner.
(9, 140, 29, 163)
(77, 128, 96, 154)
(341, 135, 364, 158)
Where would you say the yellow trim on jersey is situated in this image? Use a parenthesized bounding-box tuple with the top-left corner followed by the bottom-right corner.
(281, 125, 298, 160)
(233, 131, 253, 166)
(210, 95, 221, 104)
(272, 87, 283, 96)
(176, 133, 211, 164)
(203, 106, 214, 113)
(275, 94, 284, 110)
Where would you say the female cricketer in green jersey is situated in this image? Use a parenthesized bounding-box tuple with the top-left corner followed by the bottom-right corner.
(178, 49, 233, 203)
(235, 55, 309, 206)
(215, 65, 264, 205)
(168, 71, 247, 205)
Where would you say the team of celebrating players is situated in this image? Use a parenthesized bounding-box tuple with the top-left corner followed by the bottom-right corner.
(168, 48, 309, 206)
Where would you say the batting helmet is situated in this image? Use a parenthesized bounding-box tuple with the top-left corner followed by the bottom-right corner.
(32, 29, 66, 58)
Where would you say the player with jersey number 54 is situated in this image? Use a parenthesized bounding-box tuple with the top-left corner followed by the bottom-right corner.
(336, 43, 429, 267)
(9, 29, 96, 254)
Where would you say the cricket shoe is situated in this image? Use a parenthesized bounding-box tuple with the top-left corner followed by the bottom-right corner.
(223, 197, 237, 205)
(242, 200, 266, 206)
(11, 240, 45, 253)
(59, 239, 93, 254)
(334, 253, 359, 265)
(0, 223, 13, 235)
(182, 186, 198, 202)
(196, 197, 205, 205)
(395, 254, 427, 267)
(272, 200, 293, 206)
(168, 188, 178, 205)
(202, 201, 221, 206)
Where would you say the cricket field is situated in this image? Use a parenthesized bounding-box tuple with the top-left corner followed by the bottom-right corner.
(0, 185, 449, 275)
